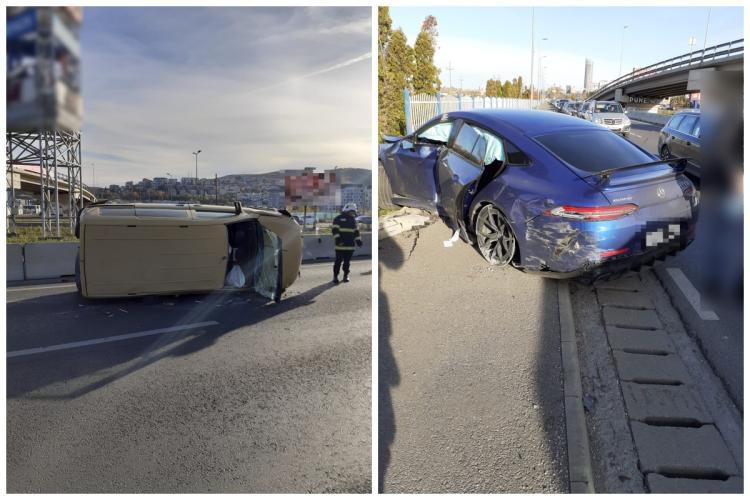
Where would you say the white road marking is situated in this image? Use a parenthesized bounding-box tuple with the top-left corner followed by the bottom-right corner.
(7, 321, 219, 358)
(665, 268, 719, 321)
(7, 283, 76, 292)
(629, 132, 643, 139)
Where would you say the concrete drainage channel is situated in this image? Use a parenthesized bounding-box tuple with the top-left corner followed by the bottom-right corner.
(562, 270, 743, 493)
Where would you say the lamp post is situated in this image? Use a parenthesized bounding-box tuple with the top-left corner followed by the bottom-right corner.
(618, 25, 629, 76)
(537, 37, 548, 104)
(529, 7, 535, 101)
(192, 150, 201, 181)
(192, 149, 202, 201)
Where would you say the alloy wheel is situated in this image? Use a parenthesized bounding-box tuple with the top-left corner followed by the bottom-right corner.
(475, 205, 516, 266)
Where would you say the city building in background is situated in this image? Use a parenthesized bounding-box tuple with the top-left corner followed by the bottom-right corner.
(6, 6, 86, 237)
(583, 58, 593, 92)
(97, 166, 372, 222)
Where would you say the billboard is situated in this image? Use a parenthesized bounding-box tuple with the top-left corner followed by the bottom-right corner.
(6, 7, 82, 132)
(284, 170, 341, 211)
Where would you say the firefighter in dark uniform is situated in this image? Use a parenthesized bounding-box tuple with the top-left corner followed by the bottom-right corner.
(331, 202, 362, 283)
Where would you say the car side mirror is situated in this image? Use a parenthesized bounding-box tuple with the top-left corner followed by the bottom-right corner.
(401, 139, 414, 150)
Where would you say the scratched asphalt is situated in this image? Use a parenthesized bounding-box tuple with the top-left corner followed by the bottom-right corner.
(7, 260, 372, 493)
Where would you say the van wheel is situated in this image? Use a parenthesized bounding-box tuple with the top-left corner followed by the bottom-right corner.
(75, 251, 81, 294)
(475, 204, 516, 266)
(660, 145, 672, 160)
(378, 163, 398, 210)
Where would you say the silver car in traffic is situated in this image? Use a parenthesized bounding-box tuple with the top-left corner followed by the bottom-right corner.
(580, 100, 631, 136)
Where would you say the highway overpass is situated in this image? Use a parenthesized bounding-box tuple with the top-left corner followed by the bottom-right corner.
(587, 39, 743, 104)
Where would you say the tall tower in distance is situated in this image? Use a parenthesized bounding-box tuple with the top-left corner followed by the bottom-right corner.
(584, 58, 593, 92)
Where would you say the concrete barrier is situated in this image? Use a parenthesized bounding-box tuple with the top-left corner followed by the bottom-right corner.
(23, 242, 79, 280)
(8, 233, 367, 282)
(6, 244, 25, 281)
(301, 232, 372, 262)
(627, 111, 670, 126)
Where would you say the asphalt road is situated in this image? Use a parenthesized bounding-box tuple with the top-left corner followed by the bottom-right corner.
(7, 260, 372, 493)
(379, 220, 568, 493)
(626, 119, 743, 409)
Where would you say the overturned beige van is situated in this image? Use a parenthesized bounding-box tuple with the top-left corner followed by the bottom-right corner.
(76, 202, 302, 302)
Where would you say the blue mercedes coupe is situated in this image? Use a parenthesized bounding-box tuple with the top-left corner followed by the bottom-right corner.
(378, 109, 699, 280)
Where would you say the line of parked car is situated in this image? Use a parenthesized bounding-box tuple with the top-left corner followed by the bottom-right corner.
(552, 98, 631, 137)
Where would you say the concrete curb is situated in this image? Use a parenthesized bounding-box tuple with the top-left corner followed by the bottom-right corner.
(558, 281, 595, 493)
(378, 209, 431, 240)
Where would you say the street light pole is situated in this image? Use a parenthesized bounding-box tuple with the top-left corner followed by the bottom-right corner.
(618, 25, 629, 76)
(192, 150, 201, 181)
(529, 7, 535, 101)
(538, 37, 547, 104)
(192, 149, 201, 201)
(702, 7, 711, 53)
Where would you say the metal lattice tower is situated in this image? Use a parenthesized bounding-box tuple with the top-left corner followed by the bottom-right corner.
(7, 130, 83, 236)
(6, 7, 85, 238)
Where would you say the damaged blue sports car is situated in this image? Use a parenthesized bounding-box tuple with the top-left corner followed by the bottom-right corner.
(378, 109, 699, 280)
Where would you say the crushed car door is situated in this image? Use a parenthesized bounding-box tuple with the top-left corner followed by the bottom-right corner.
(436, 121, 506, 236)
(391, 120, 453, 204)
(252, 224, 283, 302)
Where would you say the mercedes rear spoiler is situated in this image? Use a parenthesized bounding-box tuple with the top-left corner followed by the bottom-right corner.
(584, 157, 690, 183)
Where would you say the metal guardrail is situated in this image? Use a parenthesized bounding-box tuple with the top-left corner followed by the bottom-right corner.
(588, 38, 743, 100)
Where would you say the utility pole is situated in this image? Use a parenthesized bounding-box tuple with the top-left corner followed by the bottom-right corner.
(529, 7, 535, 101)
(446, 61, 455, 91)
(215, 173, 219, 203)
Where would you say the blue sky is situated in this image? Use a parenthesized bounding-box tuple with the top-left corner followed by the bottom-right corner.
(81, 7, 371, 186)
(389, 6, 743, 92)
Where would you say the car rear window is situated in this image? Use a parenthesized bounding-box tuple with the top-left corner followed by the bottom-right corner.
(535, 130, 653, 173)
(676, 114, 699, 136)
(667, 114, 685, 130)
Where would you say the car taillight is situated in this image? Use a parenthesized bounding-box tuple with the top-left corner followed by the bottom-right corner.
(544, 203, 638, 221)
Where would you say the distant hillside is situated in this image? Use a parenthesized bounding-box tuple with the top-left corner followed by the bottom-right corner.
(218, 167, 371, 186)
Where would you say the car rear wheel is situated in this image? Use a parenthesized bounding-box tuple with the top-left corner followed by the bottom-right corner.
(378, 162, 398, 210)
(475, 204, 516, 266)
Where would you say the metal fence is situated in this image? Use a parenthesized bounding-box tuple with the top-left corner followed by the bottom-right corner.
(405, 90, 539, 133)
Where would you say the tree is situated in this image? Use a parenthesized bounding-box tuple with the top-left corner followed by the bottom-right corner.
(502, 80, 513, 97)
(378, 7, 393, 140)
(420, 15, 438, 42)
(382, 28, 414, 136)
(485, 78, 503, 97)
(412, 16, 441, 94)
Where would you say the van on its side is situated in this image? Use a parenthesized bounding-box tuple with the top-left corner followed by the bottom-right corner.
(75, 202, 302, 302)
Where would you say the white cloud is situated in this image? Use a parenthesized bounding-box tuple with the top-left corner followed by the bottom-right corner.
(81, 7, 372, 186)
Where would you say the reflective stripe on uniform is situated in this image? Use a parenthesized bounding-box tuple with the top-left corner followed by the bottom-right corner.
(337, 228, 356, 232)
(335, 245, 356, 250)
